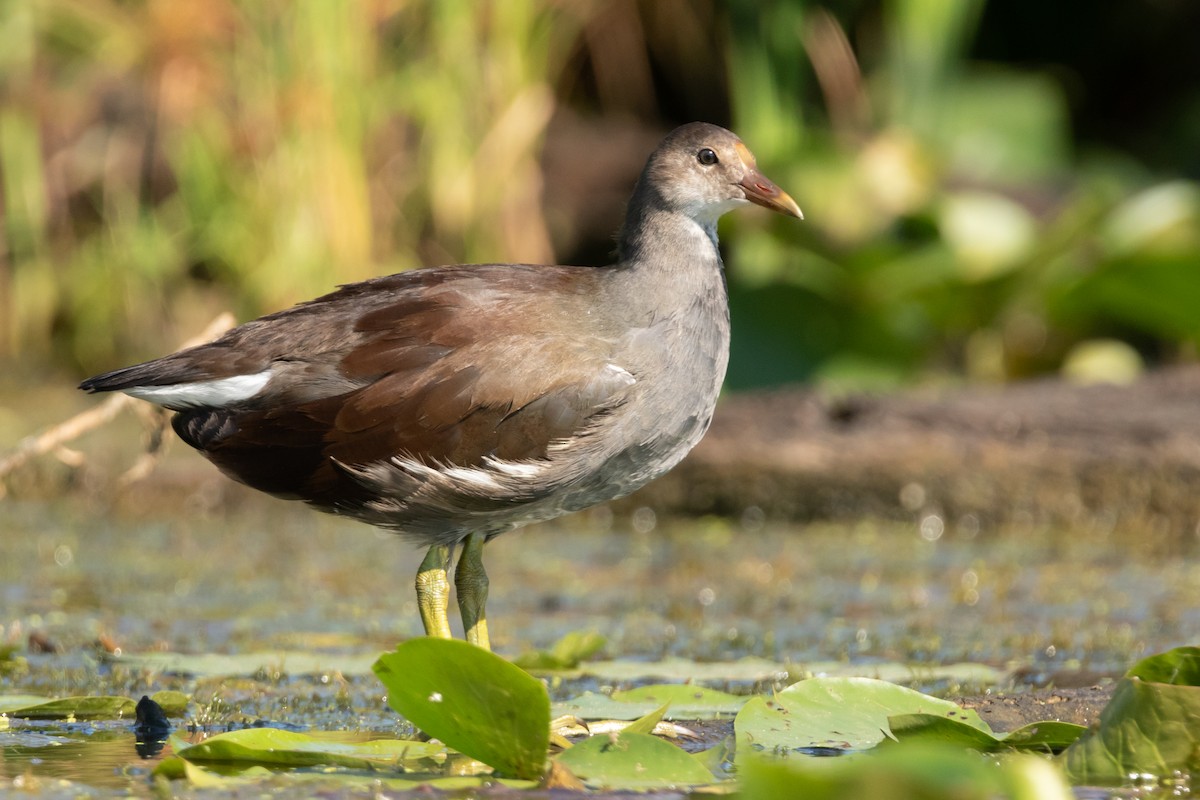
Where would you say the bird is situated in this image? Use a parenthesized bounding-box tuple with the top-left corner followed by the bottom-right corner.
(80, 122, 802, 651)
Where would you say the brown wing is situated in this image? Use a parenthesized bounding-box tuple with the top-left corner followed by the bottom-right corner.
(166, 266, 633, 511)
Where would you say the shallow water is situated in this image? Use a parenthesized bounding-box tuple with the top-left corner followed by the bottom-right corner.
(1, 497, 1197, 794)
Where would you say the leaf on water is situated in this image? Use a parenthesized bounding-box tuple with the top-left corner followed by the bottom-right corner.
(149, 690, 189, 717)
(887, 713, 1085, 752)
(1063, 645, 1200, 786)
(553, 730, 715, 790)
(1125, 644, 1200, 685)
(175, 727, 446, 769)
(622, 702, 671, 735)
(1000, 721, 1088, 751)
(735, 677, 987, 753)
(291, 773, 540, 792)
(154, 756, 267, 788)
(692, 734, 736, 779)
(111, 650, 379, 677)
(581, 656, 789, 684)
(373, 637, 550, 781)
(739, 741, 1073, 800)
(0, 695, 136, 720)
(792, 660, 1006, 687)
(0, 691, 184, 721)
(554, 692, 655, 722)
(554, 685, 745, 722)
(158, 750, 537, 792)
(613, 683, 746, 710)
(0, 695, 51, 714)
(577, 657, 1002, 687)
(512, 630, 606, 671)
(151, 756, 188, 781)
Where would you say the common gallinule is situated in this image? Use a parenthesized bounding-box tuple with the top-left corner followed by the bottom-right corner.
(80, 122, 802, 650)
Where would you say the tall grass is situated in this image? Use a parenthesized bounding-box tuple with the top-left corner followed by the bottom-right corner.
(2, 0, 1197, 387)
(0, 0, 581, 369)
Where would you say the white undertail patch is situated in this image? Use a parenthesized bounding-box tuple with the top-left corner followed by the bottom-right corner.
(124, 370, 274, 409)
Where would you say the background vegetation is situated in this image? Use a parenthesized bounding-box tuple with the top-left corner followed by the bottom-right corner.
(1, 0, 1198, 392)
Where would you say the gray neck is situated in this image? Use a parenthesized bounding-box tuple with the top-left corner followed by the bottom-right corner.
(608, 186, 732, 407)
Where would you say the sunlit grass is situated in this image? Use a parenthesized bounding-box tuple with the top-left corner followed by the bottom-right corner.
(1, 0, 1197, 386)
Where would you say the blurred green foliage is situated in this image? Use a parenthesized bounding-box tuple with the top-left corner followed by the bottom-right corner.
(723, 0, 1200, 389)
(1, 0, 1197, 391)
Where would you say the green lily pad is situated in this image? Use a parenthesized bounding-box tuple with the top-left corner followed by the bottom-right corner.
(0, 692, 184, 721)
(794, 661, 1006, 687)
(576, 658, 1002, 688)
(512, 630, 606, 671)
(554, 730, 715, 789)
(0, 695, 136, 720)
(553, 692, 661, 722)
(1125, 645, 1200, 684)
(623, 702, 670, 735)
(373, 637, 550, 780)
(739, 741, 1073, 800)
(613, 683, 746, 710)
(692, 734, 736, 779)
(0, 695, 52, 714)
(162, 747, 537, 792)
(888, 713, 1085, 752)
(581, 656, 789, 684)
(553, 685, 746, 722)
(1063, 646, 1200, 785)
(111, 650, 379, 677)
(735, 677, 987, 752)
(149, 690, 189, 716)
(154, 756, 269, 788)
(174, 728, 445, 769)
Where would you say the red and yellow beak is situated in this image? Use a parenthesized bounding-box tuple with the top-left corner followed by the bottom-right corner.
(735, 142, 803, 219)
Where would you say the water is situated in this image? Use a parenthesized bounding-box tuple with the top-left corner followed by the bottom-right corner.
(1, 497, 1197, 794)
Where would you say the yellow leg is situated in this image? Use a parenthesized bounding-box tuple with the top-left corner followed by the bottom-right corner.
(415, 544, 452, 639)
(455, 532, 491, 651)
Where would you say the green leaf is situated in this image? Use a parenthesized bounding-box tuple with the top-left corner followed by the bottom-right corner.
(554, 686, 746, 722)
(887, 712, 1000, 749)
(576, 657, 1002, 687)
(512, 630, 606, 671)
(373, 637, 550, 780)
(553, 692, 661, 722)
(554, 731, 714, 789)
(623, 702, 670, 736)
(888, 713, 1085, 752)
(0, 695, 50, 714)
(735, 677, 987, 753)
(1125, 645, 1200, 684)
(692, 734, 736, 779)
(1000, 721, 1088, 751)
(154, 756, 267, 788)
(1063, 646, 1200, 785)
(175, 727, 445, 769)
(739, 742, 1073, 800)
(149, 690, 190, 716)
(612, 683, 746, 711)
(0, 695, 136, 719)
(580, 656, 789, 684)
(111, 650, 379, 677)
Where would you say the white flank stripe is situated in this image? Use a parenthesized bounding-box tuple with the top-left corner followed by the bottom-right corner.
(441, 467, 503, 491)
(125, 370, 273, 409)
(484, 458, 545, 479)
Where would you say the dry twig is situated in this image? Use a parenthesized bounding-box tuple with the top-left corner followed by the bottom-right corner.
(0, 313, 236, 496)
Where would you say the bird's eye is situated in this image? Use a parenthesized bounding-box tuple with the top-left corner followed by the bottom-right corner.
(697, 148, 719, 166)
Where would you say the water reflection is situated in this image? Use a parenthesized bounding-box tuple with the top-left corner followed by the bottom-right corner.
(1, 724, 159, 789)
